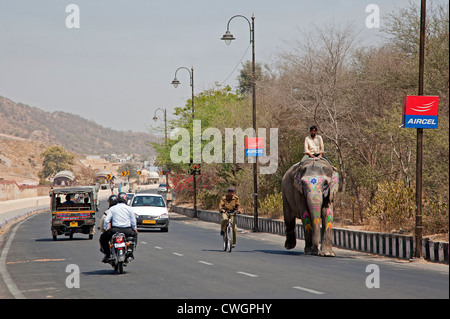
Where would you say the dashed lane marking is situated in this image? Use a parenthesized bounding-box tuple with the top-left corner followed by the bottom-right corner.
(293, 286, 324, 295)
(237, 271, 258, 278)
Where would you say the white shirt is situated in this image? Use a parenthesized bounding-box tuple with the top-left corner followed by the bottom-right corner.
(304, 135, 324, 154)
(104, 203, 136, 230)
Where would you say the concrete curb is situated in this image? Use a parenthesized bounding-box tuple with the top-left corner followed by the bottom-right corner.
(0, 197, 50, 229)
(172, 205, 449, 264)
(0, 189, 111, 230)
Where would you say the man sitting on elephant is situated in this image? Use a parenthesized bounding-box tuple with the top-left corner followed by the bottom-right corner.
(300, 125, 330, 165)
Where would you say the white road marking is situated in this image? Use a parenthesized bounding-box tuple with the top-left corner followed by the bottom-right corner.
(0, 219, 27, 299)
(140, 241, 147, 244)
(172, 252, 184, 256)
(154, 246, 163, 249)
(237, 271, 258, 278)
(198, 261, 214, 266)
(293, 286, 324, 295)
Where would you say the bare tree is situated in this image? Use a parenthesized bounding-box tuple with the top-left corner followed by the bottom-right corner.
(275, 22, 361, 192)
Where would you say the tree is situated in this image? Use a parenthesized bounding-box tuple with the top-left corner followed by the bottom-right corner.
(237, 60, 268, 94)
(39, 146, 74, 182)
(118, 163, 138, 180)
(277, 22, 360, 192)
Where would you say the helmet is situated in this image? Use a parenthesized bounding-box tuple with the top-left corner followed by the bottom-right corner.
(108, 194, 118, 208)
(117, 192, 128, 204)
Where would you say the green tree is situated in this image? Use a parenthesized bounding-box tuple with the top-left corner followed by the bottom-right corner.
(39, 146, 75, 182)
(237, 60, 267, 94)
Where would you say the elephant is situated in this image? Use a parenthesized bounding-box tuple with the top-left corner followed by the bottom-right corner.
(282, 158, 339, 256)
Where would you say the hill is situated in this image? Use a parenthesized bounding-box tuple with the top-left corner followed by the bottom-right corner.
(0, 96, 159, 156)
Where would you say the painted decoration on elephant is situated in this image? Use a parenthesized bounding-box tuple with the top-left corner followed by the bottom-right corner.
(303, 211, 312, 232)
(326, 208, 333, 230)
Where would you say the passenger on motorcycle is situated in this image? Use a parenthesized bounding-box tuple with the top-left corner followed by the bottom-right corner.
(99, 194, 118, 256)
(99, 192, 138, 263)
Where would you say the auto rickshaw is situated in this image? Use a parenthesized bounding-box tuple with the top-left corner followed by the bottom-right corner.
(50, 186, 97, 240)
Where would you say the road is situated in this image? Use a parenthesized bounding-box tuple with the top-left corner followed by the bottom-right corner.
(0, 190, 448, 300)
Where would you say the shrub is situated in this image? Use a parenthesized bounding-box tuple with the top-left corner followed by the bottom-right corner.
(258, 189, 283, 219)
(366, 180, 415, 232)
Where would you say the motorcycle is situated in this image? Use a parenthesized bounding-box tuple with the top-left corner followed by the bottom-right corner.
(108, 232, 136, 274)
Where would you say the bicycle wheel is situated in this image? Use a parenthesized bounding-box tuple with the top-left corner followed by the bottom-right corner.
(227, 224, 233, 253)
(223, 229, 228, 251)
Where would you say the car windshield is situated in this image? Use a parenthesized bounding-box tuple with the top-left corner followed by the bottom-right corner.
(132, 196, 165, 207)
(159, 184, 167, 187)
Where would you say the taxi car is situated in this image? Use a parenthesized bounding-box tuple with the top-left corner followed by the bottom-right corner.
(131, 193, 169, 232)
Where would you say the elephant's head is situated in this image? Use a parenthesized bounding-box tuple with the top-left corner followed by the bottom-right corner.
(294, 160, 339, 228)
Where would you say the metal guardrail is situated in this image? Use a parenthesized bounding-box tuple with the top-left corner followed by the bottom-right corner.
(171, 205, 449, 264)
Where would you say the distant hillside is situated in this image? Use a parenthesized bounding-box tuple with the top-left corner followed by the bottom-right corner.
(0, 96, 159, 156)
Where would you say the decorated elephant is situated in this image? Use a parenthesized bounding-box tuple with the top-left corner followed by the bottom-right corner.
(282, 158, 339, 256)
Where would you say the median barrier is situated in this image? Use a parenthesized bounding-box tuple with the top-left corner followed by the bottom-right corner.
(171, 205, 449, 264)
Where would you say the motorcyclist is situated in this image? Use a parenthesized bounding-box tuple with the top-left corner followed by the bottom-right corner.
(99, 192, 137, 263)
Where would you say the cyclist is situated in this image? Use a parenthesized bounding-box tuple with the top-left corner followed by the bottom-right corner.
(219, 187, 241, 246)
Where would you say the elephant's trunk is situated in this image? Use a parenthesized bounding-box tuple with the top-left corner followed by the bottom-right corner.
(305, 193, 323, 229)
(301, 176, 328, 252)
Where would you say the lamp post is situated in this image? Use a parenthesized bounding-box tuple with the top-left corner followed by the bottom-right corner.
(221, 14, 259, 232)
(171, 66, 198, 218)
(414, 0, 426, 259)
(153, 108, 169, 188)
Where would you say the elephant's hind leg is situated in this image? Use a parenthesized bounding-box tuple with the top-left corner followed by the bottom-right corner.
(283, 196, 297, 250)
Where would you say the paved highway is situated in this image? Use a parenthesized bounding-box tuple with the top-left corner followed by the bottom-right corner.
(0, 191, 448, 300)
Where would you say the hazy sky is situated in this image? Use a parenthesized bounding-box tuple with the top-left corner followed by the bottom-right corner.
(0, 0, 411, 133)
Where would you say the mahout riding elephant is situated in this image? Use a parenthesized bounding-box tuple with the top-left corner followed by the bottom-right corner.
(282, 158, 339, 256)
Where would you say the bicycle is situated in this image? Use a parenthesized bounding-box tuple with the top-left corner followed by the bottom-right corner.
(221, 210, 240, 252)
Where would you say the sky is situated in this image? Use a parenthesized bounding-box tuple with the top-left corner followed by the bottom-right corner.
(0, 0, 412, 134)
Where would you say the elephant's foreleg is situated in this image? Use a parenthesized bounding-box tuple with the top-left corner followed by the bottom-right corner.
(320, 206, 335, 257)
(302, 210, 314, 254)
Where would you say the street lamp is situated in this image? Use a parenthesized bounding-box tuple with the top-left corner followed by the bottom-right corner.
(172, 66, 198, 218)
(171, 77, 180, 88)
(153, 107, 169, 190)
(153, 108, 167, 143)
(221, 14, 259, 232)
(221, 30, 235, 45)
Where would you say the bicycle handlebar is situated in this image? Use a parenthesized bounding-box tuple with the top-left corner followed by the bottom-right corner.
(221, 210, 241, 215)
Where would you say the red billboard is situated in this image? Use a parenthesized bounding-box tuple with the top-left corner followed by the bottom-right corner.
(402, 95, 439, 129)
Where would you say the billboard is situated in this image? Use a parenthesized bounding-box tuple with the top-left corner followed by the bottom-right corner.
(245, 137, 264, 156)
(402, 95, 439, 129)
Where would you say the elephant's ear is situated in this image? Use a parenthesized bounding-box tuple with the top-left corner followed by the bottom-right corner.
(328, 170, 339, 202)
(293, 169, 303, 194)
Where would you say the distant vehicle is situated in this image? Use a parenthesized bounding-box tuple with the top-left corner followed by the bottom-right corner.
(131, 194, 169, 232)
(157, 183, 168, 193)
(126, 192, 135, 205)
(50, 186, 97, 240)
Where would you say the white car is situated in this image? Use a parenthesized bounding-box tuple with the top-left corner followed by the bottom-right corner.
(131, 194, 169, 232)
(157, 183, 168, 193)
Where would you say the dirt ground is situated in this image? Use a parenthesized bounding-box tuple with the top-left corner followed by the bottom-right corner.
(0, 135, 48, 184)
